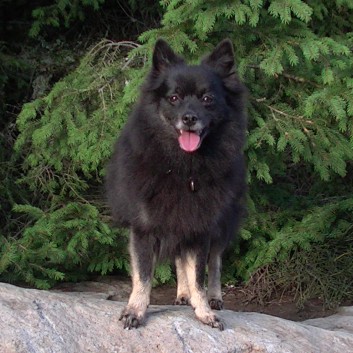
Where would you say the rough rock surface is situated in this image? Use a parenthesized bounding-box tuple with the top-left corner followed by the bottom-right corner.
(1, 283, 353, 353)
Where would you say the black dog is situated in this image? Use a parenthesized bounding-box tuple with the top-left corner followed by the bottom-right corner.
(106, 38, 247, 330)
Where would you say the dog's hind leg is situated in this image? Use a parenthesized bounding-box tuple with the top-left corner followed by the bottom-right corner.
(207, 248, 224, 310)
(181, 242, 224, 330)
(174, 256, 190, 305)
(120, 230, 156, 329)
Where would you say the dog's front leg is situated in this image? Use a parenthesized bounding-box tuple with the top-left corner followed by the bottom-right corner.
(181, 242, 225, 330)
(120, 230, 156, 329)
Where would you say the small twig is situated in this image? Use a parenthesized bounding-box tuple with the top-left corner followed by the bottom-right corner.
(278, 71, 320, 88)
(266, 104, 304, 120)
(88, 39, 140, 61)
(248, 64, 321, 87)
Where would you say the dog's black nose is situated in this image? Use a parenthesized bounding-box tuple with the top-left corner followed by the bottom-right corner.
(182, 113, 198, 127)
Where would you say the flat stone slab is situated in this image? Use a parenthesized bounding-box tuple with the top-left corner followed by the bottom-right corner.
(1, 283, 353, 353)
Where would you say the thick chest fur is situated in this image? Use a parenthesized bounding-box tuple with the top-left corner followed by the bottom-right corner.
(131, 152, 238, 237)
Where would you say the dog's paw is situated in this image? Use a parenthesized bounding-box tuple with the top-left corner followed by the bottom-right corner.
(207, 315, 225, 331)
(119, 307, 144, 330)
(174, 296, 190, 306)
(195, 310, 225, 331)
(209, 298, 224, 310)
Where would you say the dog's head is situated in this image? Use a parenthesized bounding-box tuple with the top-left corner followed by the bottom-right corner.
(144, 39, 244, 152)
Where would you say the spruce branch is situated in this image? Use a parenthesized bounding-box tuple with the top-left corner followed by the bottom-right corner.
(280, 72, 321, 88)
(248, 64, 320, 87)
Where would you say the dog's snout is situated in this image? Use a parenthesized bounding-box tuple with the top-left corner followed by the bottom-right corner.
(182, 113, 198, 127)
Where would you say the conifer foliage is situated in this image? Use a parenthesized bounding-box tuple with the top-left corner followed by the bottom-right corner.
(1, 0, 353, 304)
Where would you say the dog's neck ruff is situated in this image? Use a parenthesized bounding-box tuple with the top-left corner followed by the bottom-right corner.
(166, 153, 198, 193)
(166, 169, 197, 192)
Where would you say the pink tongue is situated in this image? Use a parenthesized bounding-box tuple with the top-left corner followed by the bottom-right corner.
(178, 130, 201, 152)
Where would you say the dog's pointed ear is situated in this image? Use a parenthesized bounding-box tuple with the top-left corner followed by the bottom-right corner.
(202, 39, 236, 78)
(152, 39, 184, 72)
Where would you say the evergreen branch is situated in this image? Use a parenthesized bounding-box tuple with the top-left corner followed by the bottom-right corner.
(248, 65, 320, 87)
(266, 104, 304, 121)
(280, 72, 321, 88)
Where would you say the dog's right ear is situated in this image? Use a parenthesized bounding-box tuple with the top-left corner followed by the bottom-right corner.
(202, 39, 243, 93)
(152, 39, 184, 72)
(202, 39, 235, 79)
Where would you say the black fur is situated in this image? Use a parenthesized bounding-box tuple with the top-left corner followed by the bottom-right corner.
(106, 39, 247, 329)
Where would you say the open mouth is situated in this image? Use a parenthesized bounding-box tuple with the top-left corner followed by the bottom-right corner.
(178, 129, 206, 152)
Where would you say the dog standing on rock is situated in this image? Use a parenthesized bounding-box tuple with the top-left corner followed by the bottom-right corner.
(106, 38, 247, 330)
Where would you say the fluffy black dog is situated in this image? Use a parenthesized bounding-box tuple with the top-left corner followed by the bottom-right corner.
(106, 38, 247, 330)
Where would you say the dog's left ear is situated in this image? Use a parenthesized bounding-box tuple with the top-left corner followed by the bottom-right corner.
(152, 39, 185, 73)
(202, 39, 237, 80)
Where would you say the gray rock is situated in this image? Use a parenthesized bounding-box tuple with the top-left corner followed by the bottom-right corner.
(1, 283, 353, 353)
(304, 307, 353, 334)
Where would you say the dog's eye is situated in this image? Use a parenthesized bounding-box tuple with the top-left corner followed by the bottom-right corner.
(202, 95, 213, 104)
(169, 95, 179, 103)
